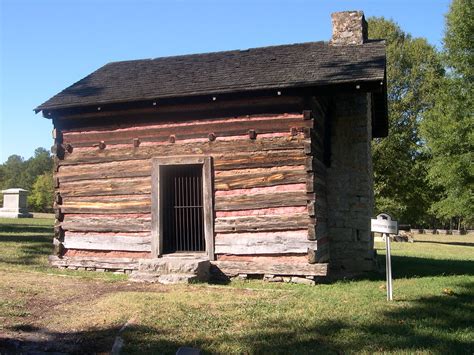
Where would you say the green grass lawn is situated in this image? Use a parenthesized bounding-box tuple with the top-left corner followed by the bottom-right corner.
(0, 218, 473, 354)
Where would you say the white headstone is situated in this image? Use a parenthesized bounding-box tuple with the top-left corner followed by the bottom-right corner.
(0, 188, 33, 218)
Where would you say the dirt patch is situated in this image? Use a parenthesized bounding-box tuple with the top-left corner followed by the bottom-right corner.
(0, 272, 168, 353)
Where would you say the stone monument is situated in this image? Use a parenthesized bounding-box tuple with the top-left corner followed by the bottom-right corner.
(0, 188, 33, 218)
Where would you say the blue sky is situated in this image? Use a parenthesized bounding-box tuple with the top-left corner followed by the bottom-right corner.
(0, 0, 450, 163)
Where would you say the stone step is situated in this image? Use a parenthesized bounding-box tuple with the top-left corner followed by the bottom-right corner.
(139, 258, 209, 275)
(129, 272, 202, 284)
(130, 257, 210, 284)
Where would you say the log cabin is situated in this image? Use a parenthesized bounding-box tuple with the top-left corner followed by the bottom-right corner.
(35, 11, 388, 283)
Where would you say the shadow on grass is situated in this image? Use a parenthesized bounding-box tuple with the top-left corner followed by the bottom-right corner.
(1, 282, 473, 354)
(0, 233, 52, 266)
(230, 281, 473, 353)
(379, 255, 474, 278)
(415, 240, 474, 247)
(0, 224, 53, 234)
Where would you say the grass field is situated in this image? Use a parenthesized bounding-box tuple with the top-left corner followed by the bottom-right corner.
(0, 218, 473, 354)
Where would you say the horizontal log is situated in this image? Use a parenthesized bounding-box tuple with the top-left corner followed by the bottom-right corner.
(63, 233, 151, 252)
(60, 195, 151, 214)
(57, 150, 307, 183)
(215, 230, 316, 254)
(63, 115, 311, 146)
(59, 177, 150, 197)
(214, 150, 306, 170)
(217, 255, 308, 262)
(57, 159, 152, 183)
(59, 167, 307, 196)
(215, 166, 306, 190)
(61, 215, 151, 232)
(59, 136, 308, 166)
(215, 213, 310, 233)
(215, 190, 308, 211)
(216, 206, 307, 217)
(213, 260, 328, 277)
(48, 255, 139, 270)
(215, 184, 306, 197)
(58, 97, 304, 122)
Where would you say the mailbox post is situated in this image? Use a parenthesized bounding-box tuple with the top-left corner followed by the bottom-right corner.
(371, 213, 398, 301)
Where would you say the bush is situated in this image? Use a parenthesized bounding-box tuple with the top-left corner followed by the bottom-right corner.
(28, 172, 54, 213)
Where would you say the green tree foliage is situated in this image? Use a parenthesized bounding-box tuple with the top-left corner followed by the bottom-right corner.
(23, 148, 54, 188)
(0, 148, 54, 211)
(368, 17, 444, 225)
(444, 0, 473, 79)
(0, 155, 28, 190)
(28, 172, 55, 213)
(421, 0, 474, 226)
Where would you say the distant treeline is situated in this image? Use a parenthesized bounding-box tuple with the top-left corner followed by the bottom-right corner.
(0, 148, 54, 212)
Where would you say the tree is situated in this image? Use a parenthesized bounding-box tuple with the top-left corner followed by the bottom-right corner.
(421, 0, 474, 227)
(0, 155, 28, 190)
(368, 17, 444, 225)
(443, 0, 473, 80)
(0, 147, 54, 211)
(28, 172, 55, 213)
(23, 148, 54, 188)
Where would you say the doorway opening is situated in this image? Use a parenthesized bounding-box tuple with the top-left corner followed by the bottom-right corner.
(160, 164, 205, 254)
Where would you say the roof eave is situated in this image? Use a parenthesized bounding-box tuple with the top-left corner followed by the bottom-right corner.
(35, 77, 386, 115)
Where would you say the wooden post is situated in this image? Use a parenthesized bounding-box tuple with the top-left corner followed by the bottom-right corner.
(203, 157, 215, 260)
(151, 161, 161, 257)
(385, 233, 393, 301)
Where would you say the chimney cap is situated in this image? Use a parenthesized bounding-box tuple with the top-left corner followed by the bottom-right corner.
(330, 11, 368, 46)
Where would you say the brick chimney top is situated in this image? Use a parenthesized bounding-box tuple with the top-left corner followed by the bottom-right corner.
(330, 11, 368, 45)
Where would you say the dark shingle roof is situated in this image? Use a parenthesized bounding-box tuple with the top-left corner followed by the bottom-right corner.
(36, 40, 385, 112)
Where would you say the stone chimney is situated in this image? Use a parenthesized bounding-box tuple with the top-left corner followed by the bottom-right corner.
(330, 11, 368, 45)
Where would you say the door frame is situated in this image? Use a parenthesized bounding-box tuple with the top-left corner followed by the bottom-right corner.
(151, 156, 214, 260)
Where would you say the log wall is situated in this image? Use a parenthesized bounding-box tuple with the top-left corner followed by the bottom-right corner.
(51, 97, 322, 271)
